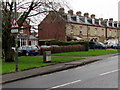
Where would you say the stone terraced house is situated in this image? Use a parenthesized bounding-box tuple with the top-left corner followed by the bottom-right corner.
(38, 8, 120, 43)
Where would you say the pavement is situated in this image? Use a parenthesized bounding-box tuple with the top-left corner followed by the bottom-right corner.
(0, 53, 119, 84)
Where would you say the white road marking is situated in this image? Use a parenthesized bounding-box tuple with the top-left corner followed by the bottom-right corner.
(51, 80, 81, 89)
(100, 69, 119, 76)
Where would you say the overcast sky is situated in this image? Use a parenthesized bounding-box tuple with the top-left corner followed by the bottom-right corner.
(65, 0, 119, 21)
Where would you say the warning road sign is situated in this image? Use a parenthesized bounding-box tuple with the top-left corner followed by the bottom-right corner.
(11, 18, 20, 29)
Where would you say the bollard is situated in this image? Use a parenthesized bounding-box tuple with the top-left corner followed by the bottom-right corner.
(43, 51, 51, 63)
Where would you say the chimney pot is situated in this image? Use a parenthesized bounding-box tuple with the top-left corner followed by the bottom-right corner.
(84, 13, 89, 18)
(59, 8, 65, 14)
(99, 18, 103, 21)
(104, 19, 108, 22)
(109, 18, 113, 22)
(68, 10, 73, 15)
(76, 11, 82, 16)
(91, 14, 95, 18)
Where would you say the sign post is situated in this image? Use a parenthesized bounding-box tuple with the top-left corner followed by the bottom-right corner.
(11, 0, 19, 72)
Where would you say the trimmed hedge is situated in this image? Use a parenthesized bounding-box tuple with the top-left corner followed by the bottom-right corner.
(47, 41, 89, 51)
(41, 45, 85, 54)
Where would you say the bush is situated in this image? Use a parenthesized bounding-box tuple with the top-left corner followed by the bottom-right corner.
(41, 45, 85, 54)
(47, 41, 89, 51)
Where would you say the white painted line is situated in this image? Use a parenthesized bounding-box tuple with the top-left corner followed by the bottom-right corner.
(51, 80, 81, 89)
(100, 69, 119, 76)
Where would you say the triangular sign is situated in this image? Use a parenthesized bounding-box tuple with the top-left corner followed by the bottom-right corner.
(11, 18, 20, 29)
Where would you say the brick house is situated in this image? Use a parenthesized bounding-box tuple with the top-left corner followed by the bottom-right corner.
(38, 8, 120, 43)
(18, 18, 38, 47)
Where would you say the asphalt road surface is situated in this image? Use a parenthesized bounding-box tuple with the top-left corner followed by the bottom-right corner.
(3, 56, 119, 89)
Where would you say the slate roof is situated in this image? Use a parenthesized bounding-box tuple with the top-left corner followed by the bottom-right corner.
(59, 13, 119, 29)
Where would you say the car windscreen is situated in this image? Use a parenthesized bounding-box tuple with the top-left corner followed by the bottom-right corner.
(31, 47, 38, 49)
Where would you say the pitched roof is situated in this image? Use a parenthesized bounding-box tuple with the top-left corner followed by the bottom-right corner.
(58, 12, 119, 28)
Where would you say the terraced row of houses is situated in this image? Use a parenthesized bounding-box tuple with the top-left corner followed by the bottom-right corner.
(38, 8, 120, 43)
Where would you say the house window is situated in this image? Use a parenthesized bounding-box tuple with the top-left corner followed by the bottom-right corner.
(102, 29, 104, 36)
(95, 28, 97, 36)
(80, 26, 82, 34)
(115, 30, 117, 37)
(109, 30, 112, 36)
(71, 25, 74, 30)
(71, 25, 74, 34)
(22, 39, 27, 46)
(87, 27, 90, 35)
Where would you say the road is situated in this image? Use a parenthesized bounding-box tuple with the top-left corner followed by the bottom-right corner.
(3, 56, 118, 89)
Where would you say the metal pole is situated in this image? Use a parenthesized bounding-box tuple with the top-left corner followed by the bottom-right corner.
(14, 0, 18, 72)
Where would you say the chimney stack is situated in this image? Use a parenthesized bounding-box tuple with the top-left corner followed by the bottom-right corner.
(68, 10, 73, 15)
(91, 14, 95, 18)
(109, 18, 113, 23)
(99, 18, 103, 21)
(104, 19, 108, 22)
(76, 11, 82, 16)
(59, 8, 65, 14)
(84, 13, 89, 18)
(104, 19, 109, 26)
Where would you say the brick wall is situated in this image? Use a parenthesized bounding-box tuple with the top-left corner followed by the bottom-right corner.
(38, 12, 66, 41)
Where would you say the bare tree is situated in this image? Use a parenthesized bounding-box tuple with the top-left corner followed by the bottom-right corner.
(2, 0, 69, 62)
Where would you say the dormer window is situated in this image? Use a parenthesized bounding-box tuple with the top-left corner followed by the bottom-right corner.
(67, 15, 72, 21)
(117, 23, 119, 28)
(99, 20, 102, 26)
(107, 21, 109, 26)
(85, 17, 88, 23)
(112, 22, 115, 27)
(92, 19, 95, 24)
(76, 16, 80, 23)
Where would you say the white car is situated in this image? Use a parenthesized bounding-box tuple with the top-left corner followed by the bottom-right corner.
(40, 45, 51, 48)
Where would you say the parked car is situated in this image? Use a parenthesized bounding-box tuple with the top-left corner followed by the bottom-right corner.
(89, 41, 107, 49)
(40, 45, 51, 48)
(50, 45, 59, 47)
(111, 44, 120, 49)
(105, 39, 118, 48)
(18, 45, 40, 56)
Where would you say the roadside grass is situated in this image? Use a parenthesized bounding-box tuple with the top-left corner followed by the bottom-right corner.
(2, 49, 118, 74)
(53, 49, 118, 57)
(2, 56, 83, 74)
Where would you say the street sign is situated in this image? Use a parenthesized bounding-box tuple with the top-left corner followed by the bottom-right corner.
(11, 29, 18, 33)
(11, 18, 19, 29)
(11, 18, 19, 33)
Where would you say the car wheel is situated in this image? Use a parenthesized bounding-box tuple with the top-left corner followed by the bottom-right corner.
(26, 52, 29, 56)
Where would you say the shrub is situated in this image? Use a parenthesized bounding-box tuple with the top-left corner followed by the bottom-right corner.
(47, 41, 89, 51)
(41, 45, 85, 54)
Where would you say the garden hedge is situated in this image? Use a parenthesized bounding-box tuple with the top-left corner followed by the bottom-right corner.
(41, 44, 86, 54)
(46, 41, 89, 51)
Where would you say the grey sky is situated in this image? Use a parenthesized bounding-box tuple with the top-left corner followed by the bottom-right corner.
(65, 0, 119, 21)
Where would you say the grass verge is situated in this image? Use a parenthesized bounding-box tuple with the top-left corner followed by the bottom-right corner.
(53, 49, 118, 57)
(2, 56, 83, 74)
